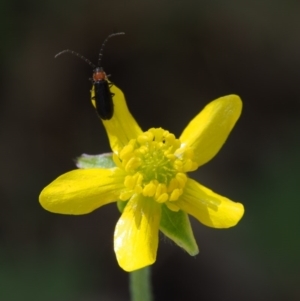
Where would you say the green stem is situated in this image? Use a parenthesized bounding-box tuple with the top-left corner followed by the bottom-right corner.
(129, 266, 154, 301)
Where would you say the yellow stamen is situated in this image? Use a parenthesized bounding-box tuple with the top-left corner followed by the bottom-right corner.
(119, 190, 134, 201)
(169, 188, 182, 201)
(165, 201, 180, 212)
(119, 145, 134, 160)
(117, 127, 197, 204)
(156, 193, 169, 203)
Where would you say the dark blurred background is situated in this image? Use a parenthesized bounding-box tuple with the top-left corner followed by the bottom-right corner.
(1, 1, 300, 300)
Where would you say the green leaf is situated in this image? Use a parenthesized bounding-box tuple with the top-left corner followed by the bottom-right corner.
(76, 153, 116, 169)
(117, 200, 128, 213)
(159, 204, 199, 256)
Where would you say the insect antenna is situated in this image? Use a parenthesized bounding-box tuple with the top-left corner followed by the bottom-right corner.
(55, 50, 96, 69)
(98, 32, 125, 66)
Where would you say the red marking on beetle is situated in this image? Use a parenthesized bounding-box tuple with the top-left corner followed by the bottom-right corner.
(93, 68, 107, 81)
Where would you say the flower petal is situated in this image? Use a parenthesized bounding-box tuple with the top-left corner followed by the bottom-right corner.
(160, 204, 199, 256)
(39, 168, 125, 215)
(114, 194, 161, 271)
(176, 178, 244, 228)
(179, 95, 242, 167)
(91, 84, 143, 155)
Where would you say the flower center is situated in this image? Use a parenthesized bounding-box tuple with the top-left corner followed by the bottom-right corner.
(115, 128, 198, 204)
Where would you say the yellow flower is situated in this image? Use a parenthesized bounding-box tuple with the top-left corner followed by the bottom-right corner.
(39, 84, 244, 272)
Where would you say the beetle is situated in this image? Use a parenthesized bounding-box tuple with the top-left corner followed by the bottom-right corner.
(55, 32, 125, 120)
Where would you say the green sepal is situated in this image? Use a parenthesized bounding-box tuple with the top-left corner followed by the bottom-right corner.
(76, 153, 116, 169)
(159, 204, 199, 256)
(117, 200, 128, 213)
